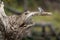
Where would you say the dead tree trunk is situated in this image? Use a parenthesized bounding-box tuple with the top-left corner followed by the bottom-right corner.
(0, 1, 33, 40)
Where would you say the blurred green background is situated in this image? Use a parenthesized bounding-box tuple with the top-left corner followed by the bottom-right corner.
(1, 0, 60, 40)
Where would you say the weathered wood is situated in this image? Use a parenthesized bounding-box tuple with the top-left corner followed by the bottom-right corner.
(0, 2, 33, 40)
(0, 1, 53, 40)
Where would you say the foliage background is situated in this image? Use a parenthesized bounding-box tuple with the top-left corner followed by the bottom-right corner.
(1, 0, 60, 40)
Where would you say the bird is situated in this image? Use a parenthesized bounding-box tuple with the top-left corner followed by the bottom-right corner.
(38, 7, 44, 12)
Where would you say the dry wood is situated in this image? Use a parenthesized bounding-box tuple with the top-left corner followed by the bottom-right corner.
(0, 2, 33, 40)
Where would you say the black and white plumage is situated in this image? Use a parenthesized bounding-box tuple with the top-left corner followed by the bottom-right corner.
(38, 7, 44, 13)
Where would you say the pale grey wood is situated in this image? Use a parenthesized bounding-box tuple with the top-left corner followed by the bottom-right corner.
(0, 1, 33, 40)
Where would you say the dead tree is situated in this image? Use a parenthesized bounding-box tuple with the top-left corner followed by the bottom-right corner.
(0, 1, 52, 40)
(0, 1, 33, 40)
